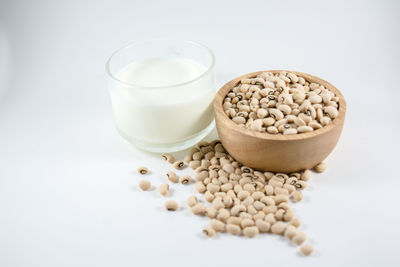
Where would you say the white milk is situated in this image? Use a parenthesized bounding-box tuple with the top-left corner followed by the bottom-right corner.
(110, 57, 215, 145)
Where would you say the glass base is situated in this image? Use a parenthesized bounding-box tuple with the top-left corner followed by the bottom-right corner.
(117, 120, 215, 153)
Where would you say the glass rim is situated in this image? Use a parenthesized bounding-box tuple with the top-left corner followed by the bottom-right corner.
(105, 39, 216, 89)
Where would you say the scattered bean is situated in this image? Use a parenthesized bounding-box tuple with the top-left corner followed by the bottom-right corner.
(137, 166, 149, 175)
(158, 183, 169, 196)
(138, 180, 151, 191)
(164, 200, 178, 211)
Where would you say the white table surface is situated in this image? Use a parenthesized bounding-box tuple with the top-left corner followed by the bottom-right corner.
(1, 0, 399, 266)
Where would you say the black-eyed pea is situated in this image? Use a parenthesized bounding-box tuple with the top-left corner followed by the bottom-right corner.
(192, 152, 204, 161)
(243, 183, 256, 193)
(191, 203, 206, 215)
(207, 183, 220, 194)
(297, 125, 314, 133)
(243, 226, 259, 238)
(286, 177, 298, 186)
(239, 212, 253, 220)
(190, 161, 201, 170)
(194, 182, 206, 193)
(253, 171, 266, 181)
(207, 170, 217, 179)
(275, 209, 285, 220)
(275, 187, 289, 195)
(264, 185, 274, 196)
(263, 205, 277, 215)
(158, 183, 169, 197)
(137, 166, 149, 175)
(301, 169, 312, 181)
(218, 169, 228, 177)
(274, 118, 288, 128)
(203, 177, 211, 185)
(292, 190, 303, 202)
(320, 116, 331, 126)
(253, 201, 266, 211)
(271, 221, 286, 235)
(247, 204, 258, 215)
(264, 213, 276, 224)
(287, 72, 299, 83)
(268, 179, 283, 188)
(314, 161, 327, 173)
(179, 175, 193, 185)
(262, 117, 275, 127)
(278, 104, 292, 115)
(242, 196, 254, 206)
(218, 176, 229, 184)
(221, 183, 233, 192)
(309, 94, 322, 104)
(252, 191, 264, 201)
(210, 219, 225, 232)
(267, 126, 279, 134)
(298, 113, 312, 124)
(256, 219, 270, 233)
(230, 204, 246, 216)
(162, 153, 175, 163)
(212, 197, 225, 210)
(172, 160, 185, 170)
(138, 180, 151, 191)
(184, 154, 192, 163)
(232, 116, 246, 124)
(260, 196, 275, 206)
(295, 181, 307, 190)
(227, 216, 242, 226)
(324, 106, 338, 119)
(202, 226, 216, 238)
(194, 171, 208, 182)
(284, 225, 297, 240)
(164, 200, 179, 211)
(194, 166, 208, 173)
(229, 173, 241, 181)
(204, 191, 215, 202)
(309, 120, 322, 129)
(300, 245, 314, 256)
(257, 108, 268, 119)
(253, 211, 265, 221)
(222, 164, 235, 174)
(293, 232, 307, 245)
(201, 159, 211, 169)
(240, 218, 255, 228)
(278, 202, 291, 210)
(187, 195, 198, 207)
(166, 171, 178, 183)
(226, 224, 241, 235)
(284, 128, 297, 135)
(234, 184, 243, 194)
(217, 208, 230, 221)
(283, 210, 295, 222)
(210, 157, 219, 165)
(283, 184, 296, 194)
(214, 192, 226, 198)
(227, 190, 236, 199)
(290, 218, 301, 228)
(274, 194, 289, 204)
(269, 108, 284, 120)
(223, 196, 233, 208)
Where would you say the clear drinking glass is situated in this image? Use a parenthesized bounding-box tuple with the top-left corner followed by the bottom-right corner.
(106, 40, 216, 152)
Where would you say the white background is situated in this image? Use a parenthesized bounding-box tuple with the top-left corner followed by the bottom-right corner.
(0, 0, 399, 266)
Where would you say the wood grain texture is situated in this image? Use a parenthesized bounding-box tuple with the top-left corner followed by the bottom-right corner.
(213, 70, 347, 173)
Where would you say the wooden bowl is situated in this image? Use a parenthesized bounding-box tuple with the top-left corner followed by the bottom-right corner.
(213, 70, 346, 173)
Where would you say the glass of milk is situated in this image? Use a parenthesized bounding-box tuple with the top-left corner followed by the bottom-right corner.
(106, 40, 216, 152)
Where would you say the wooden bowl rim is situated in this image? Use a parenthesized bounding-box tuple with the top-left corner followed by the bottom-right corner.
(214, 70, 347, 141)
